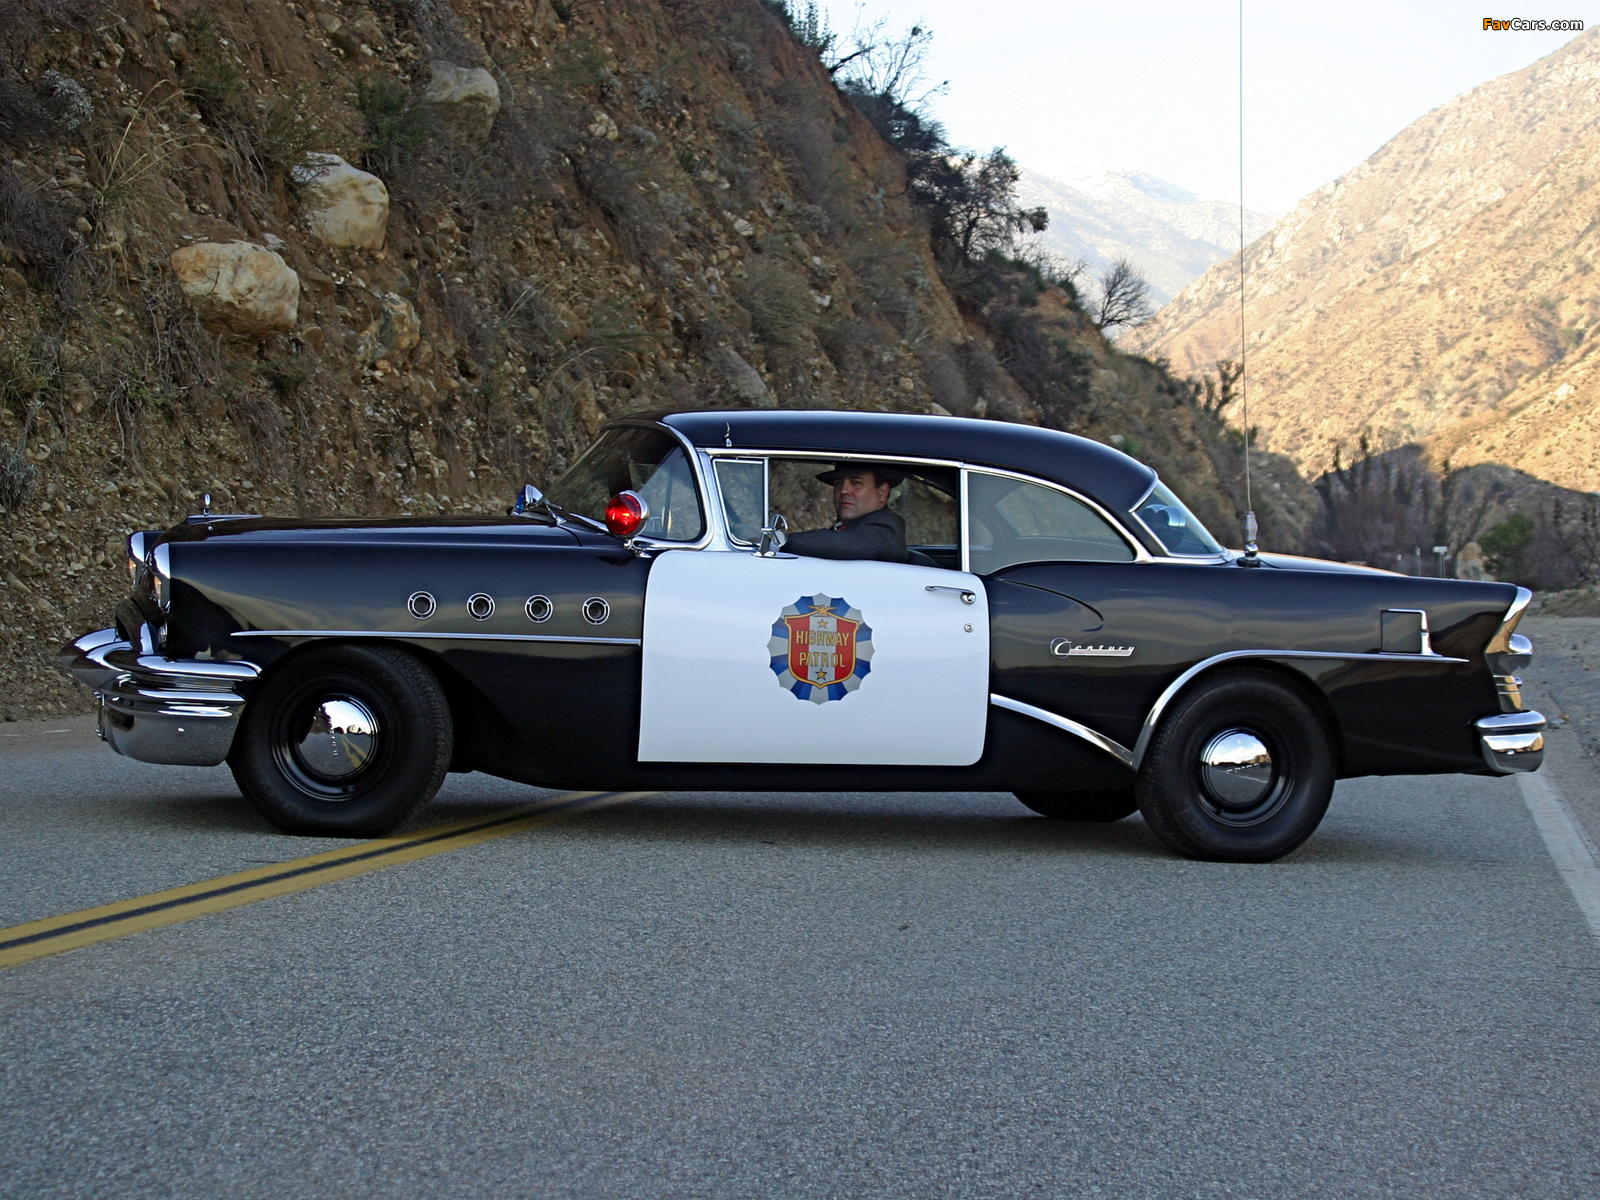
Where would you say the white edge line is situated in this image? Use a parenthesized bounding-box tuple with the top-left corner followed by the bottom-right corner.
(1517, 771, 1600, 946)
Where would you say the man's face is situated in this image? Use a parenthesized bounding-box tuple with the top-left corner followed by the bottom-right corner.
(833, 471, 890, 521)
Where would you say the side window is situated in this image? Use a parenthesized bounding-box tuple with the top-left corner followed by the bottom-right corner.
(715, 458, 766, 545)
(967, 472, 1134, 573)
(766, 459, 962, 568)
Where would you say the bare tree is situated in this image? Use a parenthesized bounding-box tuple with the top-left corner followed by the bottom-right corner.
(1092, 257, 1153, 331)
(830, 13, 947, 113)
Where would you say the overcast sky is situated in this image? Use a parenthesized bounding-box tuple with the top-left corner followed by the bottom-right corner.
(809, 0, 1591, 211)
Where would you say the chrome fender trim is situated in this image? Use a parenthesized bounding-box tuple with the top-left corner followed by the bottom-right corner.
(1129, 649, 1469, 769)
(231, 629, 642, 646)
(989, 694, 1135, 769)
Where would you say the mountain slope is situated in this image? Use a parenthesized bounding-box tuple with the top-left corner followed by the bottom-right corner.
(1136, 28, 1600, 492)
(1017, 162, 1276, 306)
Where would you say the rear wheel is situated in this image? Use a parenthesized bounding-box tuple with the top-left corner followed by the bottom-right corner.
(230, 644, 452, 837)
(1014, 788, 1138, 822)
(1136, 670, 1334, 862)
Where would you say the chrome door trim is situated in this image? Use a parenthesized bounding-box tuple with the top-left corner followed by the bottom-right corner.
(1130, 648, 1470, 768)
(231, 630, 642, 646)
(989, 693, 1135, 768)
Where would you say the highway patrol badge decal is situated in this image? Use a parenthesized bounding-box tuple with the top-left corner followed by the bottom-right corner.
(769, 594, 874, 704)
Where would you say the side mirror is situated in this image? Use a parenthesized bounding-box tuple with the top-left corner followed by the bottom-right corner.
(512, 483, 544, 516)
(756, 513, 789, 556)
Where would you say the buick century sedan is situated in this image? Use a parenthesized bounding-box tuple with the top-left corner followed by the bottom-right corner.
(62, 410, 1545, 861)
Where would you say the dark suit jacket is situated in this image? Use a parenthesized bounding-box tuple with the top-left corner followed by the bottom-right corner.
(785, 508, 910, 563)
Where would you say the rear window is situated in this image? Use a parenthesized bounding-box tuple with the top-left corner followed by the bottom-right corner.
(1133, 482, 1224, 556)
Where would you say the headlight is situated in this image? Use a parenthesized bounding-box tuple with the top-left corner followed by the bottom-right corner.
(150, 542, 171, 612)
(126, 531, 150, 590)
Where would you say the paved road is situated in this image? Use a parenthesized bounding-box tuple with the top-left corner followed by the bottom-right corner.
(2, 733, 1598, 1199)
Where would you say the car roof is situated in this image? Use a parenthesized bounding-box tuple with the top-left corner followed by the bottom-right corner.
(650, 409, 1159, 513)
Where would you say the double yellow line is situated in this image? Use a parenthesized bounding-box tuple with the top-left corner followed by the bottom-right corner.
(0, 790, 655, 970)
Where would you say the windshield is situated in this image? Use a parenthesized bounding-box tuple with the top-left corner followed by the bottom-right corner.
(1133, 482, 1225, 556)
(546, 427, 705, 542)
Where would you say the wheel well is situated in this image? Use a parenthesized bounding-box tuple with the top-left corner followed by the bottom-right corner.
(1158, 660, 1347, 777)
(248, 638, 523, 775)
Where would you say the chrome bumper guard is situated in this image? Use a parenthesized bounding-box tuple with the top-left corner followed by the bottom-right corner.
(59, 628, 260, 767)
(1475, 711, 1546, 775)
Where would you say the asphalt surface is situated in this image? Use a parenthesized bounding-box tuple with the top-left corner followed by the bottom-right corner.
(2, 639, 1599, 1198)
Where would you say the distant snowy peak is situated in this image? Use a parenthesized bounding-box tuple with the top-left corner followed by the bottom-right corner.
(1016, 161, 1280, 307)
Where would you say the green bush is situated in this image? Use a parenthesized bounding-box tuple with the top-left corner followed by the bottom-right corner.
(1481, 512, 1535, 580)
(357, 78, 432, 176)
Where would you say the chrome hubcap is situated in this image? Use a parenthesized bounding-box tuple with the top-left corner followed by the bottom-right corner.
(296, 697, 379, 780)
(1199, 729, 1273, 809)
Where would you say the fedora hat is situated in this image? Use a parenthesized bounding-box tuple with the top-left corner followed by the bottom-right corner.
(814, 462, 905, 488)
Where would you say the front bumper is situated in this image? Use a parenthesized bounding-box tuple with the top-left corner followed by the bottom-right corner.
(1475, 711, 1546, 775)
(59, 628, 260, 767)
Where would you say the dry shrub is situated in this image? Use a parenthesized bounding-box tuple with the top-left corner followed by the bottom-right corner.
(739, 256, 817, 349)
(0, 160, 80, 304)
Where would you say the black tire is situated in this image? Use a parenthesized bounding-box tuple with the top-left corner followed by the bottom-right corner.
(1014, 788, 1138, 822)
(230, 643, 453, 837)
(1135, 669, 1334, 862)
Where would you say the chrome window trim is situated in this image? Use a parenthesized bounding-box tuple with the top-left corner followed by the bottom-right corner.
(962, 464, 1151, 565)
(231, 630, 641, 646)
(696, 447, 1150, 566)
(989, 693, 1134, 768)
(710, 456, 769, 548)
(1130, 648, 1469, 768)
(959, 466, 971, 574)
(700, 447, 965, 470)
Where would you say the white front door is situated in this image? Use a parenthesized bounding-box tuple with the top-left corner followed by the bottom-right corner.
(638, 550, 990, 765)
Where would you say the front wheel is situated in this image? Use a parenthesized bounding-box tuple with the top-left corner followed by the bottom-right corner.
(1014, 788, 1138, 822)
(1136, 670, 1334, 862)
(230, 644, 453, 837)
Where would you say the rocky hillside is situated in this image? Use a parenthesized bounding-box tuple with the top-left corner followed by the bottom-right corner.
(1136, 28, 1600, 494)
(0, 0, 1292, 720)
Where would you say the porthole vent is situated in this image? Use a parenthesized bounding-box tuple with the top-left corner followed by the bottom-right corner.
(525, 595, 553, 623)
(407, 591, 437, 620)
(466, 592, 496, 621)
(582, 596, 610, 625)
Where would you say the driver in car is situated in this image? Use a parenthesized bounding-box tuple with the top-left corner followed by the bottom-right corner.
(785, 463, 911, 563)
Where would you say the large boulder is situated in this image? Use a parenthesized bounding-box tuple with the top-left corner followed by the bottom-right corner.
(293, 153, 389, 249)
(712, 345, 774, 407)
(170, 241, 298, 337)
(359, 293, 421, 364)
(421, 61, 500, 145)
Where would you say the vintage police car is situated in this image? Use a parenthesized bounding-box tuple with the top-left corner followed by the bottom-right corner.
(61, 410, 1545, 862)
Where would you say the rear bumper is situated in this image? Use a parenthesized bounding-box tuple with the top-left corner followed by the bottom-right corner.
(59, 627, 259, 768)
(1475, 711, 1546, 775)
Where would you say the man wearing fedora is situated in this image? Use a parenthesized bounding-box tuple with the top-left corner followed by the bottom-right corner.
(785, 462, 911, 563)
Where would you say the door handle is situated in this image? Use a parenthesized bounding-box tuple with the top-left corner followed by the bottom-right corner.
(926, 585, 976, 605)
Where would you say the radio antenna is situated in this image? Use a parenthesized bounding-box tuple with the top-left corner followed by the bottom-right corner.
(1239, 0, 1260, 564)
